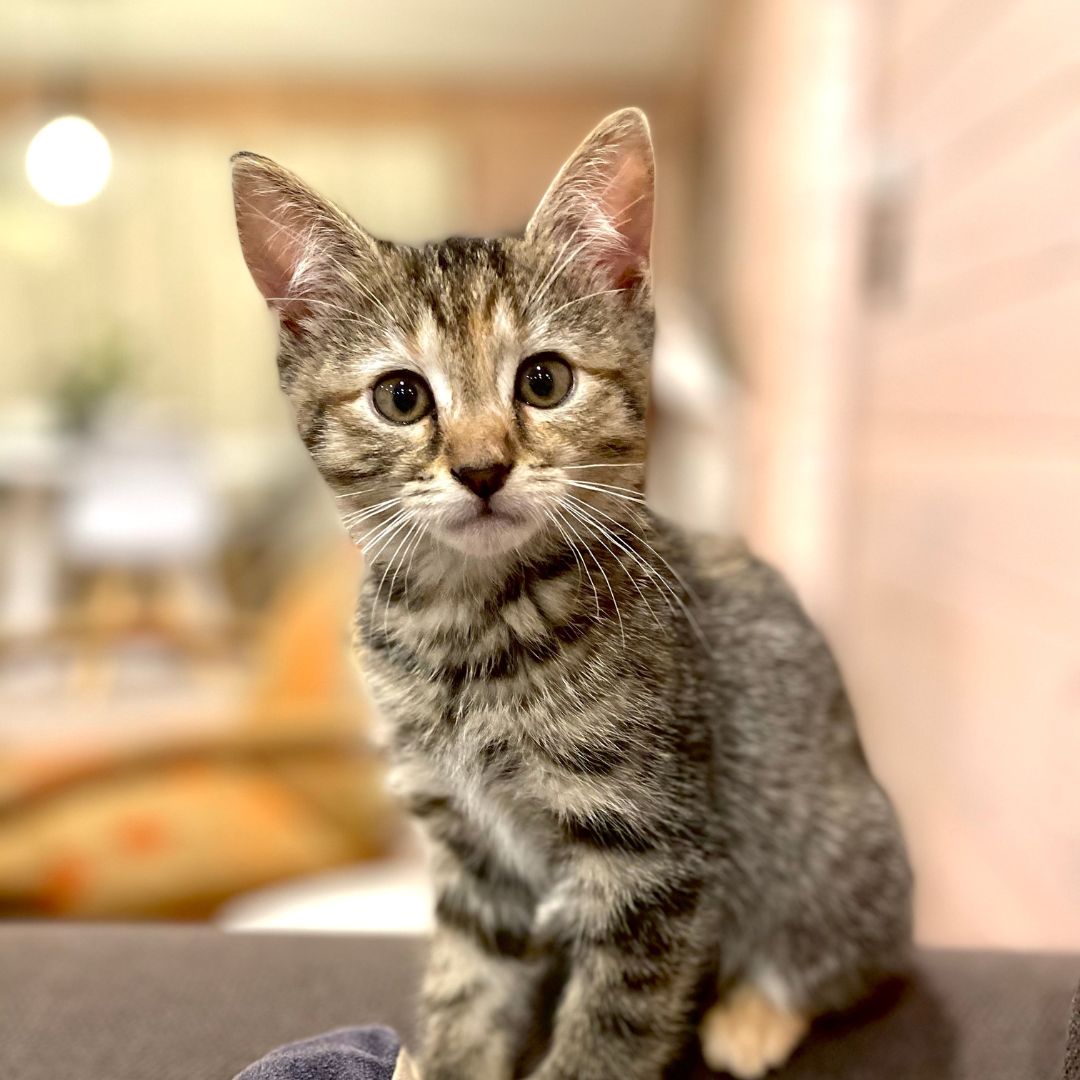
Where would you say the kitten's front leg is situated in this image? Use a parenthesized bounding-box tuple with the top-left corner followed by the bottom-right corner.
(529, 839, 708, 1080)
(420, 928, 536, 1080)
(413, 801, 540, 1080)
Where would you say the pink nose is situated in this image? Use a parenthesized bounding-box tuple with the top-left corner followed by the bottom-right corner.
(452, 463, 512, 500)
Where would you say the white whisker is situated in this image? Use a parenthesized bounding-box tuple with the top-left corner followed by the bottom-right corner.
(559, 498, 663, 629)
(342, 499, 401, 528)
(341, 498, 400, 522)
(544, 287, 623, 319)
(402, 522, 429, 611)
(550, 503, 624, 646)
(566, 495, 712, 654)
(335, 485, 389, 501)
(356, 509, 409, 552)
(588, 498, 704, 612)
(560, 461, 646, 471)
(365, 511, 414, 564)
(384, 519, 427, 631)
(372, 515, 419, 629)
(541, 508, 598, 618)
(563, 479, 647, 504)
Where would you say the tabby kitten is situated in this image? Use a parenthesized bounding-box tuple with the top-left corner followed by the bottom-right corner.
(231, 109, 912, 1080)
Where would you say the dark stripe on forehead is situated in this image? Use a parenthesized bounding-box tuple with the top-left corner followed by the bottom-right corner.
(411, 238, 511, 317)
(433, 236, 510, 277)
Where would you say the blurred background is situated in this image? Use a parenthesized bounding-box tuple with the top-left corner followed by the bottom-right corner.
(0, 0, 1076, 951)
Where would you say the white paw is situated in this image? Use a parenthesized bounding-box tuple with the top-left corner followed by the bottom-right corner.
(699, 985, 809, 1079)
(393, 1048, 421, 1080)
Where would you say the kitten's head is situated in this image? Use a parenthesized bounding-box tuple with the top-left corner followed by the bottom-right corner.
(232, 108, 654, 562)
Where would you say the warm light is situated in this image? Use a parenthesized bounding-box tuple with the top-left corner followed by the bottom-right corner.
(25, 115, 112, 206)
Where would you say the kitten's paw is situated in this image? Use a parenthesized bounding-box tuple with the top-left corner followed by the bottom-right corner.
(699, 984, 808, 1079)
(393, 1047, 421, 1080)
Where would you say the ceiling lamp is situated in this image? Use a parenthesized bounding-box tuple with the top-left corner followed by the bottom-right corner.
(26, 115, 112, 207)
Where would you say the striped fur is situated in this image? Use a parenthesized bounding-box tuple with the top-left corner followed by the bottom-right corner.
(232, 109, 912, 1080)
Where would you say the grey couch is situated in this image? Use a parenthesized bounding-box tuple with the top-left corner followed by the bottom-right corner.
(1, 922, 1076, 1079)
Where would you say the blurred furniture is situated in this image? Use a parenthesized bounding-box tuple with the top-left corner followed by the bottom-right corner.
(0, 540, 400, 918)
(0, 420, 69, 640)
(57, 426, 227, 661)
(0, 417, 231, 662)
(0, 923, 1076, 1080)
(219, 854, 435, 936)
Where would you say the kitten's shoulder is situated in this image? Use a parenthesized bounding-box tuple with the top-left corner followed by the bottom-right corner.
(671, 525, 826, 653)
(676, 529, 789, 604)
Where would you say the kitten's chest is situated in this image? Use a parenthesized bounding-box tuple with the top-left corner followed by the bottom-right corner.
(360, 570, 601, 765)
(358, 560, 655, 857)
(370, 644, 565, 797)
(377, 670, 563, 886)
(364, 616, 601, 843)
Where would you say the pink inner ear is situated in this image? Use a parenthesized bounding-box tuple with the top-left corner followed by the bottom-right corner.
(596, 152, 654, 289)
(233, 175, 321, 332)
(528, 113, 656, 294)
(243, 223, 306, 307)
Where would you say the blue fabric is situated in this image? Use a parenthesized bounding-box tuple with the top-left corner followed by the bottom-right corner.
(235, 1025, 403, 1080)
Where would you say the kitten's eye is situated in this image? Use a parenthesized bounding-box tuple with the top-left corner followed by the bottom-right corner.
(515, 353, 573, 409)
(373, 371, 434, 424)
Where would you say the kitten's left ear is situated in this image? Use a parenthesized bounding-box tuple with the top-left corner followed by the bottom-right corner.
(526, 107, 655, 291)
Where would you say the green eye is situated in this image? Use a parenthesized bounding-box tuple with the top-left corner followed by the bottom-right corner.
(373, 371, 434, 424)
(515, 353, 573, 409)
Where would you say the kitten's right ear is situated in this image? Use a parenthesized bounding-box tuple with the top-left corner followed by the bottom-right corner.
(230, 152, 374, 334)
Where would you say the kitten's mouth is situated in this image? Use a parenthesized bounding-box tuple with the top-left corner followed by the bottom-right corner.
(439, 501, 537, 555)
(447, 504, 522, 529)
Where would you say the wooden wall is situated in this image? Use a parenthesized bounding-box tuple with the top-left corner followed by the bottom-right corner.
(706, 0, 1080, 949)
(847, 0, 1080, 948)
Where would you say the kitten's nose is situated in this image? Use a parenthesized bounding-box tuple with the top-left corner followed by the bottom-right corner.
(452, 462, 512, 501)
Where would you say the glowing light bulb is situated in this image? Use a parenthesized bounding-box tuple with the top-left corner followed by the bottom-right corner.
(26, 115, 112, 206)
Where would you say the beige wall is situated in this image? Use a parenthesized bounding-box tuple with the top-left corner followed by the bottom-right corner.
(848, 0, 1080, 949)
(0, 77, 697, 434)
(700, 0, 877, 626)
(708, 0, 1080, 950)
